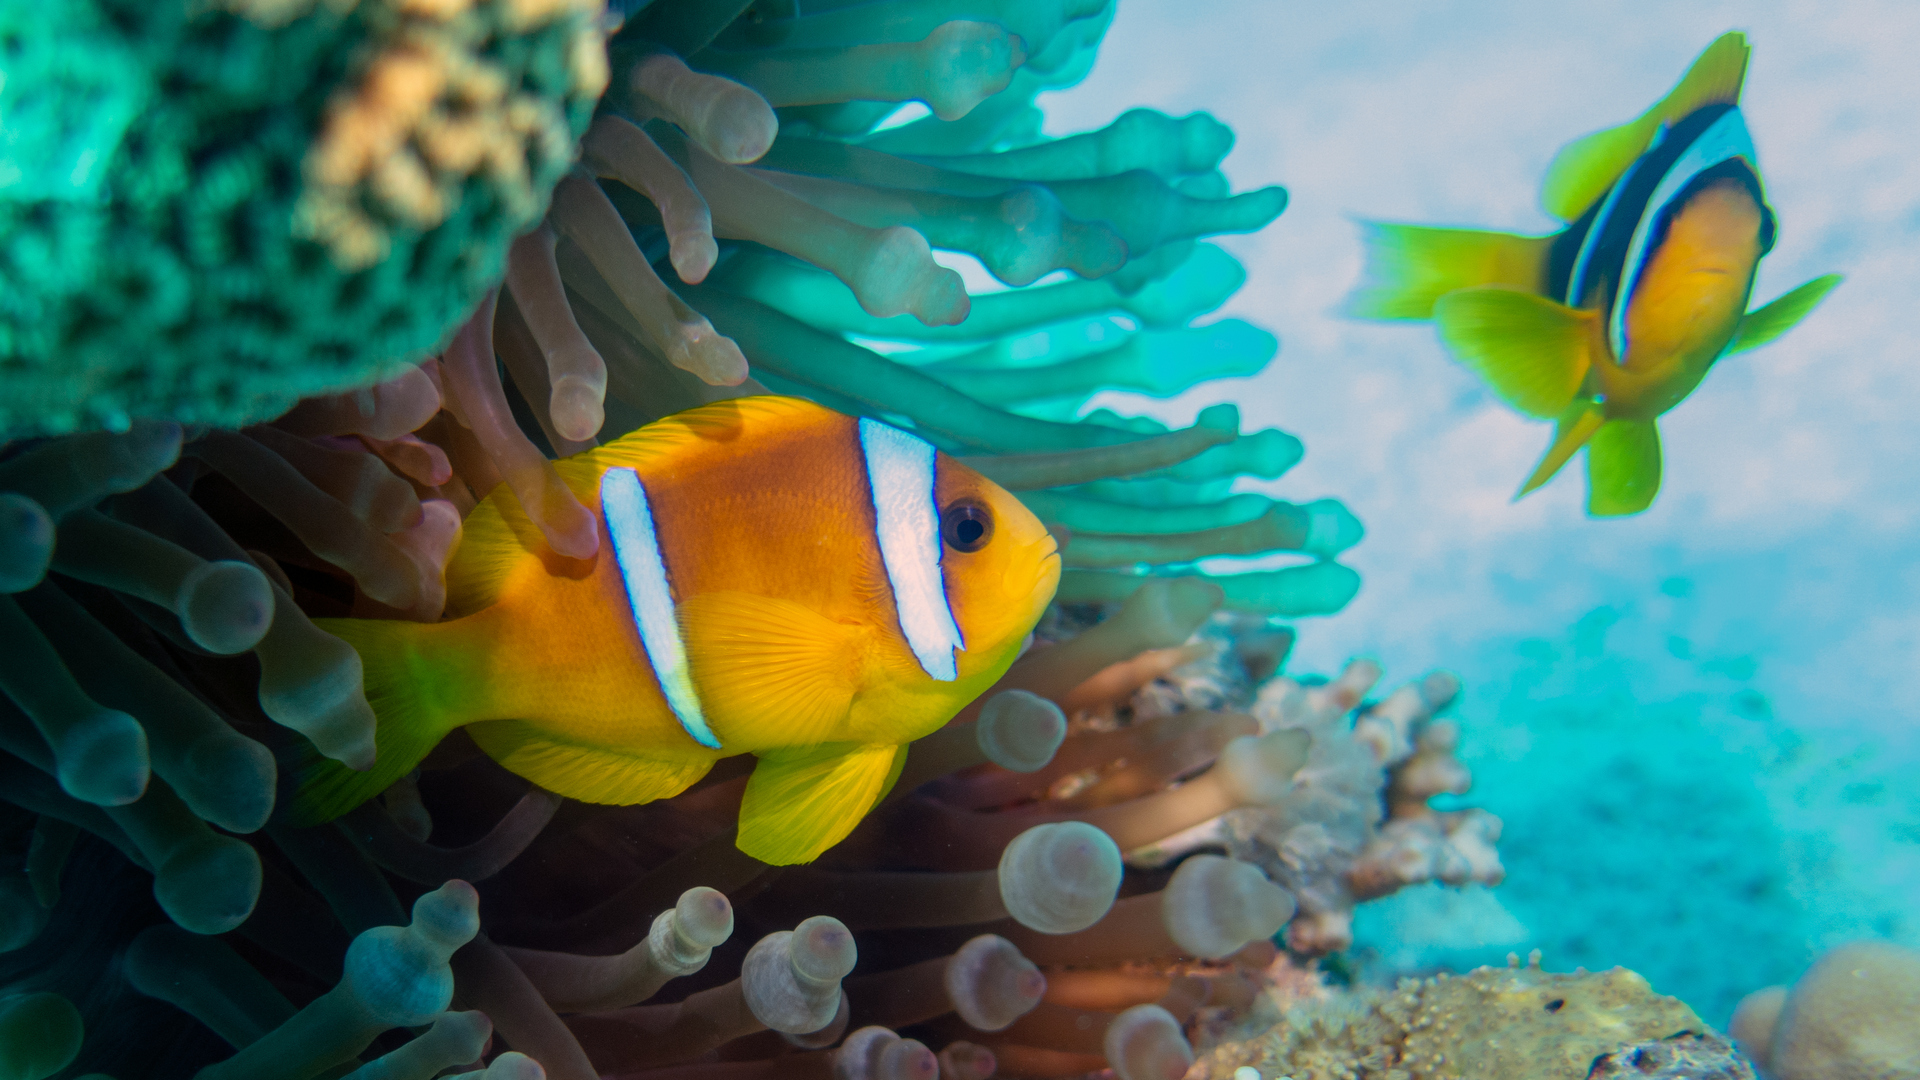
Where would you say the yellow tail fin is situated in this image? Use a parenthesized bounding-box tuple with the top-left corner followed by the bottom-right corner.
(1541, 32, 1751, 221)
(1432, 287, 1597, 418)
(1587, 419, 1663, 516)
(1347, 224, 1555, 320)
(283, 618, 464, 826)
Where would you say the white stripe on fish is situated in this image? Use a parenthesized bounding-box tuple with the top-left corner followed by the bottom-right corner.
(858, 418, 963, 682)
(601, 467, 721, 748)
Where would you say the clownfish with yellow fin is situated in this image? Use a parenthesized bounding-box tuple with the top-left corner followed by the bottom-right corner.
(291, 396, 1061, 865)
(1348, 32, 1841, 515)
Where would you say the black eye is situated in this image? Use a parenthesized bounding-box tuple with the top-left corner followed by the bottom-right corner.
(940, 500, 993, 553)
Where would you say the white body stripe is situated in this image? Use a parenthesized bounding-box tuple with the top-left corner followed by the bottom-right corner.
(858, 419, 963, 682)
(601, 467, 720, 749)
(1565, 145, 1651, 309)
(1609, 108, 1758, 359)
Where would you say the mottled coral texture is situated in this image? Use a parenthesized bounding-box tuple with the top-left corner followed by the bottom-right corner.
(0, 0, 604, 437)
(1197, 960, 1725, 1080)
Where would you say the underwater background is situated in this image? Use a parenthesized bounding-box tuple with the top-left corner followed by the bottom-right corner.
(3, 0, 1916, 1074)
(1034, 0, 1920, 1027)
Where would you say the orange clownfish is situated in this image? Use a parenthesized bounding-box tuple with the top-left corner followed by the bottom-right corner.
(1348, 31, 1841, 515)
(292, 396, 1061, 865)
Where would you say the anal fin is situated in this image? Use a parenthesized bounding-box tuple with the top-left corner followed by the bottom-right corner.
(1727, 274, 1842, 355)
(737, 742, 906, 865)
(1517, 400, 1606, 499)
(1432, 287, 1597, 418)
(466, 719, 713, 805)
(1586, 419, 1663, 517)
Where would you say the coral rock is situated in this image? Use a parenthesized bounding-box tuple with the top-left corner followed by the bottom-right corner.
(1588, 1031, 1757, 1080)
(1200, 963, 1713, 1080)
(1767, 942, 1920, 1080)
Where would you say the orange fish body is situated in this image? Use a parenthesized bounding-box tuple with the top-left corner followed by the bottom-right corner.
(295, 396, 1060, 864)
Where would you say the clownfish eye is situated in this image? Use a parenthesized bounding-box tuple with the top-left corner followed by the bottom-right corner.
(940, 500, 993, 553)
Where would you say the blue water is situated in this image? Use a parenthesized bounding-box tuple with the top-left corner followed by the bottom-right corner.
(1034, 0, 1920, 1026)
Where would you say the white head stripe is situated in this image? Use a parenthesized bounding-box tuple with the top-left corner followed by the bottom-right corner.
(601, 467, 720, 749)
(1610, 108, 1759, 359)
(858, 418, 963, 682)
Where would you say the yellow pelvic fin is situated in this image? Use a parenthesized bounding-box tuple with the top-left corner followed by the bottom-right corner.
(736, 742, 907, 865)
(286, 618, 461, 826)
(1541, 32, 1751, 221)
(1432, 287, 1597, 418)
(1586, 419, 1663, 517)
(465, 718, 714, 805)
(678, 591, 865, 750)
(1517, 400, 1607, 499)
(1727, 274, 1843, 356)
(1346, 224, 1556, 320)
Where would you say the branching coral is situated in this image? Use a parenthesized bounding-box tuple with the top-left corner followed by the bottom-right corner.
(0, 0, 1427, 1076)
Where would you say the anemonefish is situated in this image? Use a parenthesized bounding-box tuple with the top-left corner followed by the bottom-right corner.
(1348, 32, 1841, 515)
(290, 396, 1061, 865)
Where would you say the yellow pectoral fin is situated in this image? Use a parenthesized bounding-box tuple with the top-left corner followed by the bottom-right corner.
(1541, 32, 1750, 221)
(1346, 224, 1556, 321)
(465, 719, 713, 805)
(1727, 274, 1843, 356)
(1433, 287, 1596, 418)
(1586, 419, 1663, 517)
(678, 591, 863, 750)
(737, 743, 906, 865)
(1517, 401, 1607, 500)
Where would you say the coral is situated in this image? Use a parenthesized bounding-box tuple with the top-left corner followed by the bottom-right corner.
(1734, 942, 1920, 1080)
(1197, 958, 1721, 1080)
(1116, 649, 1502, 957)
(1587, 1031, 1756, 1080)
(0, 0, 605, 438)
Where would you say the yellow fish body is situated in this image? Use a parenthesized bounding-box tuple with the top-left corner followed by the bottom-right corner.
(292, 396, 1061, 864)
(1348, 32, 1841, 516)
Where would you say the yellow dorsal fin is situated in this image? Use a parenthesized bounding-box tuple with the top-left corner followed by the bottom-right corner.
(1347, 224, 1557, 320)
(1432, 287, 1597, 418)
(443, 488, 546, 618)
(1586, 419, 1663, 516)
(464, 718, 714, 804)
(445, 396, 838, 618)
(678, 591, 865, 750)
(552, 395, 839, 498)
(1541, 32, 1752, 221)
(737, 742, 907, 865)
(1516, 400, 1607, 499)
(1727, 274, 1842, 355)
